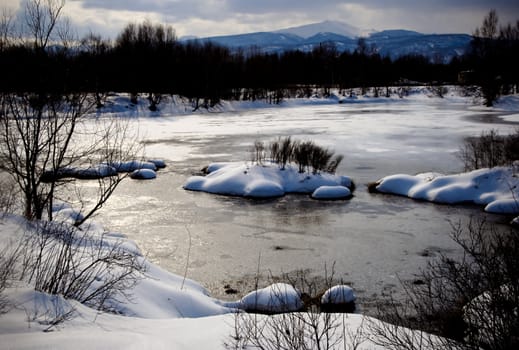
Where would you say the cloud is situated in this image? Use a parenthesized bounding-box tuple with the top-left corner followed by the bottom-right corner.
(6, 0, 519, 39)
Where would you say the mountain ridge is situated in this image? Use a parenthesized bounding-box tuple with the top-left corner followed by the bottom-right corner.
(186, 20, 472, 61)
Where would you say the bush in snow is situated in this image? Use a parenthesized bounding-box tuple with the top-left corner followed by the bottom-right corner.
(227, 267, 366, 350)
(372, 219, 519, 350)
(269, 136, 294, 170)
(321, 285, 356, 313)
(459, 129, 519, 171)
(0, 178, 16, 217)
(12, 222, 146, 313)
(251, 141, 267, 165)
(259, 137, 344, 174)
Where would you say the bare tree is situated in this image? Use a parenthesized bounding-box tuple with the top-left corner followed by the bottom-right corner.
(0, 8, 15, 52)
(0, 93, 137, 225)
(478, 9, 499, 39)
(23, 0, 65, 50)
(0, 0, 139, 224)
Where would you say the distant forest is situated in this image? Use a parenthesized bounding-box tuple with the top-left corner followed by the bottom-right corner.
(1, 10, 518, 107)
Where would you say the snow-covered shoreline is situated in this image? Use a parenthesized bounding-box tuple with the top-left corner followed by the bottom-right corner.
(90, 86, 503, 119)
(0, 213, 422, 349)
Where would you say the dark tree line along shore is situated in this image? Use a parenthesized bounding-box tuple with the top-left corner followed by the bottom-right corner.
(0, 11, 518, 106)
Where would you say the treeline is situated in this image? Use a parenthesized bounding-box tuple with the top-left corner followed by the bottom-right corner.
(0, 12, 518, 106)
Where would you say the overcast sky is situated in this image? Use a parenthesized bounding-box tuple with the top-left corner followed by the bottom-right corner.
(4, 0, 519, 39)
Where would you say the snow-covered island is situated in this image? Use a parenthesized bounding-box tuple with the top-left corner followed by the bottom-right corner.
(371, 166, 519, 220)
(184, 162, 354, 199)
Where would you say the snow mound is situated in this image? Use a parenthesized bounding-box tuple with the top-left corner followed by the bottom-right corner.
(311, 185, 352, 200)
(321, 285, 356, 304)
(74, 164, 118, 179)
(107, 160, 157, 172)
(240, 283, 303, 313)
(184, 162, 353, 199)
(148, 159, 166, 169)
(130, 169, 157, 180)
(375, 167, 519, 215)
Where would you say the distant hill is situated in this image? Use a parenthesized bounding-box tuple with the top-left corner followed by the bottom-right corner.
(187, 21, 472, 62)
(274, 20, 363, 38)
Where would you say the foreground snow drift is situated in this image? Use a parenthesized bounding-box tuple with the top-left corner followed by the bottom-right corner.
(0, 214, 447, 349)
(184, 162, 353, 199)
(373, 167, 519, 215)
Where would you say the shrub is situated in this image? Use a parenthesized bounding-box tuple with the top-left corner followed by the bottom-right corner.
(459, 129, 519, 171)
(372, 219, 519, 350)
(292, 140, 314, 173)
(0, 244, 18, 315)
(226, 267, 366, 350)
(0, 178, 16, 217)
(269, 136, 293, 170)
(253, 137, 344, 174)
(17, 222, 146, 312)
(251, 141, 266, 165)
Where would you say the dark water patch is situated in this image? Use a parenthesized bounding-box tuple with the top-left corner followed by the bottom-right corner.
(465, 112, 519, 125)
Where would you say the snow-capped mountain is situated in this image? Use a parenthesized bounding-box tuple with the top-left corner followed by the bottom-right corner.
(274, 20, 363, 39)
(191, 21, 472, 61)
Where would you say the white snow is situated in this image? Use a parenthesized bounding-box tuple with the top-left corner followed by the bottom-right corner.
(375, 167, 519, 215)
(74, 164, 118, 178)
(130, 169, 157, 180)
(107, 160, 157, 172)
(0, 213, 444, 349)
(184, 162, 353, 198)
(2, 90, 518, 348)
(321, 285, 356, 305)
(239, 283, 303, 313)
(312, 185, 352, 200)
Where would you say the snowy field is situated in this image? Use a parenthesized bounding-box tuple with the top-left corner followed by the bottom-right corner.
(1, 88, 519, 348)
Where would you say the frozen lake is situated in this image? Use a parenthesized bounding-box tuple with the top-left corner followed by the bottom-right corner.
(95, 96, 517, 311)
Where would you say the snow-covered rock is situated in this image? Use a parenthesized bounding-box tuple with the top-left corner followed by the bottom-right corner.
(374, 167, 519, 215)
(72, 165, 117, 179)
(107, 160, 157, 173)
(321, 285, 356, 304)
(184, 162, 353, 199)
(311, 185, 352, 200)
(463, 285, 516, 348)
(239, 283, 303, 313)
(130, 169, 157, 180)
(148, 159, 166, 169)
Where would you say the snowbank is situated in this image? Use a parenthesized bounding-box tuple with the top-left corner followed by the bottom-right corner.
(311, 185, 352, 200)
(321, 285, 356, 304)
(0, 214, 447, 349)
(184, 162, 353, 199)
(373, 167, 519, 215)
(239, 283, 303, 313)
(41, 159, 166, 182)
(130, 169, 157, 180)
